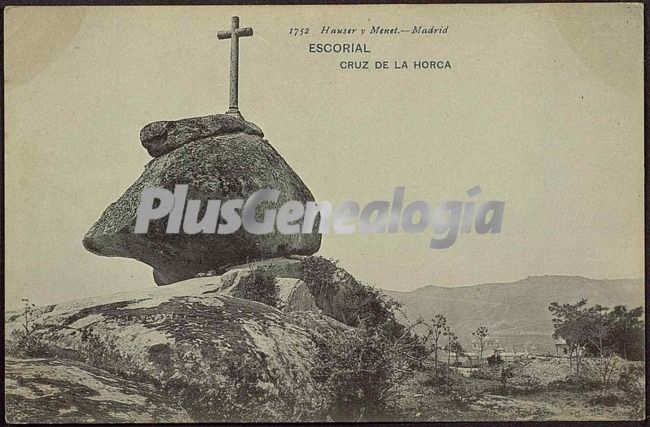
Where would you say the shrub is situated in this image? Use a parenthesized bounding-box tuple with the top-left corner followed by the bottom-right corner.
(303, 256, 430, 420)
(301, 256, 404, 333)
(616, 365, 645, 419)
(421, 367, 468, 397)
(301, 255, 339, 296)
(617, 364, 643, 394)
(163, 351, 284, 422)
(312, 326, 423, 421)
(7, 300, 50, 358)
(8, 328, 49, 358)
(234, 267, 279, 308)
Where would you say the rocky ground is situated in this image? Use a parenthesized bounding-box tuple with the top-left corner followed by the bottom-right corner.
(6, 259, 645, 423)
(389, 357, 645, 422)
(5, 357, 191, 423)
(4, 257, 357, 423)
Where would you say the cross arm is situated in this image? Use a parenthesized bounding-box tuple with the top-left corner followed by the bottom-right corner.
(217, 27, 253, 39)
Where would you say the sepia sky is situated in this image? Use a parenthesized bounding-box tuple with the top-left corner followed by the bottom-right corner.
(4, 4, 645, 309)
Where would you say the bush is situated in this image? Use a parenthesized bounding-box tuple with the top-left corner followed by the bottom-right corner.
(193, 353, 280, 422)
(443, 389, 473, 411)
(301, 255, 339, 296)
(313, 328, 391, 420)
(302, 256, 432, 420)
(8, 328, 49, 358)
(312, 325, 424, 421)
(616, 365, 645, 419)
(617, 364, 643, 394)
(234, 267, 279, 308)
(301, 256, 403, 333)
(7, 300, 50, 358)
(303, 258, 428, 420)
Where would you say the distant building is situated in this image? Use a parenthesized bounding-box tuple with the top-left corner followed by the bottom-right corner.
(554, 337, 584, 357)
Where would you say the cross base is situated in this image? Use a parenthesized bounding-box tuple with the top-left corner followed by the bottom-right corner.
(225, 108, 245, 121)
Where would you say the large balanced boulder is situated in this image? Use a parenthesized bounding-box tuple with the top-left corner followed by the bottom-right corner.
(83, 114, 321, 285)
(5, 275, 348, 422)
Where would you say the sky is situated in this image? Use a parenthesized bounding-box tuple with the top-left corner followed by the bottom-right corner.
(4, 4, 645, 309)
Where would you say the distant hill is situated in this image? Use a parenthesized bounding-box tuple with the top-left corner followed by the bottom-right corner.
(385, 276, 645, 355)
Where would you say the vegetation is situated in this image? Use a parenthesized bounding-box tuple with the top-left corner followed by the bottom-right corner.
(616, 364, 645, 419)
(424, 314, 447, 373)
(313, 324, 424, 421)
(302, 255, 403, 330)
(7, 269, 645, 422)
(605, 305, 644, 360)
(8, 299, 49, 357)
(304, 256, 427, 421)
(472, 326, 489, 366)
(443, 328, 460, 387)
(449, 338, 464, 366)
(190, 353, 278, 422)
(548, 299, 645, 393)
(417, 315, 465, 390)
(234, 266, 279, 308)
(301, 255, 339, 296)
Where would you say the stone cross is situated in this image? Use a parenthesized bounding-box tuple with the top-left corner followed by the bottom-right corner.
(217, 16, 253, 120)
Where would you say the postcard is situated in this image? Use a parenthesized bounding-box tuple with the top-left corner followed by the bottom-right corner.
(4, 3, 645, 422)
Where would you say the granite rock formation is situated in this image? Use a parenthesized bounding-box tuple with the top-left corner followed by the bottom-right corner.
(5, 270, 349, 422)
(140, 114, 264, 157)
(5, 256, 398, 422)
(82, 115, 321, 285)
(5, 357, 191, 423)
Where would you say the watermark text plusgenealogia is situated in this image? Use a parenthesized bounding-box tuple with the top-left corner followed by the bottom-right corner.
(135, 185, 504, 249)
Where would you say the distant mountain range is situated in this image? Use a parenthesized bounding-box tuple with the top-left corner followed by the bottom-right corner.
(385, 276, 645, 354)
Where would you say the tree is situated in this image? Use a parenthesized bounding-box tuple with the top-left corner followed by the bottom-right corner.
(583, 304, 619, 392)
(549, 300, 645, 391)
(472, 326, 489, 367)
(548, 299, 591, 373)
(450, 340, 464, 366)
(607, 305, 644, 360)
(443, 327, 459, 389)
(425, 314, 447, 373)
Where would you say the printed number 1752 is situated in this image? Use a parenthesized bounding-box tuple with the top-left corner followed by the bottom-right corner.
(289, 27, 310, 36)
